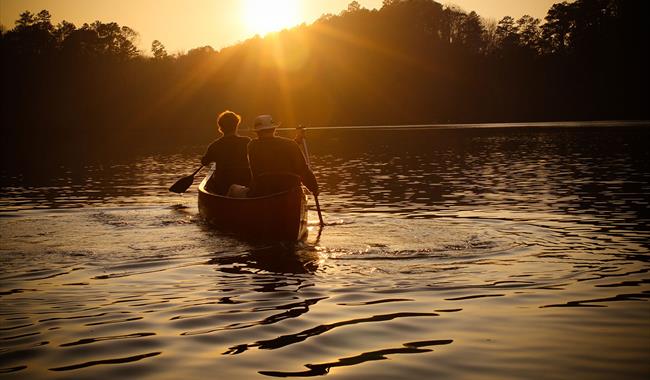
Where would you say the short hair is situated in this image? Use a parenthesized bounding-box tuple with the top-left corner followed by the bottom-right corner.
(217, 110, 241, 134)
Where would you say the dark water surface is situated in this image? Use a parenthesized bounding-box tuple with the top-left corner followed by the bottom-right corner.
(1, 124, 649, 379)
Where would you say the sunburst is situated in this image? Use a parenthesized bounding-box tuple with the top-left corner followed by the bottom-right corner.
(242, 0, 301, 36)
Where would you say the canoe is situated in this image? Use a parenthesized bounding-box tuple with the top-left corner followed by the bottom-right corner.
(198, 167, 308, 241)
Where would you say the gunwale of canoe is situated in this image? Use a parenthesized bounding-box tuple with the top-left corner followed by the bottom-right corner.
(197, 168, 308, 241)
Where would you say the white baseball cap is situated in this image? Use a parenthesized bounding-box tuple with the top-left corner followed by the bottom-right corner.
(253, 115, 281, 131)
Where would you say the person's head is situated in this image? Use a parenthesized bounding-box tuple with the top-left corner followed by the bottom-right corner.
(253, 114, 280, 138)
(217, 110, 241, 135)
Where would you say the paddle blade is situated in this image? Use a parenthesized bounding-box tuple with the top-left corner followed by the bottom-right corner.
(168, 174, 195, 193)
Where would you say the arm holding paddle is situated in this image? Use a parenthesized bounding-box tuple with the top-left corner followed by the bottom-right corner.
(169, 137, 214, 194)
(168, 139, 216, 193)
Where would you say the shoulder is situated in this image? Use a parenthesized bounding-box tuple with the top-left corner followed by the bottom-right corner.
(276, 137, 302, 155)
(249, 136, 297, 147)
(206, 139, 221, 150)
(215, 135, 250, 146)
(209, 137, 228, 150)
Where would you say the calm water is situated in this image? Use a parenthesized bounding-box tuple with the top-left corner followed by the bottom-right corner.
(1, 124, 649, 379)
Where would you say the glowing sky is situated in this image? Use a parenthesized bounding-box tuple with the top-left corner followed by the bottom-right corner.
(0, 0, 559, 54)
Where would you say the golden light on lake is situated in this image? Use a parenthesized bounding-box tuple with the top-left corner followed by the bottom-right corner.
(242, 0, 302, 36)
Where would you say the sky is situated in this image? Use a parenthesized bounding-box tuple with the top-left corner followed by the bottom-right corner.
(1, 0, 559, 54)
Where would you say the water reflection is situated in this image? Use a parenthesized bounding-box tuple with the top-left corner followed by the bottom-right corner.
(259, 339, 453, 377)
(2, 127, 649, 236)
(49, 351, 161, 372)
(311, 128, 649, 222)
(224, 311, 440, 355)
(1, 125, 649, 379)
(207, 243, 321, 275)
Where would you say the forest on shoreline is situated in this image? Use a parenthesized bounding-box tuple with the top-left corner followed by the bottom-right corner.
(1, 0, 648, 159)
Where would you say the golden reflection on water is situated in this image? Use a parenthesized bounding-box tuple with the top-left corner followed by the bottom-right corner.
(1, 127, 649, 378)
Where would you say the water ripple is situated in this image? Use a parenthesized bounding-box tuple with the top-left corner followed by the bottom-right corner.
(259, 339, 453, 377)
(49, 351, 161, 371)
(540, 291, 650, 308)
(59, 333, 156, 347)
(179, 297, 328, 336)
(0, 365, 27, 373)
(224, 312, 439, 355)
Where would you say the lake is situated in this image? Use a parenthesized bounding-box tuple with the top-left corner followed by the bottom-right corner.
(1, 122, 649, 379)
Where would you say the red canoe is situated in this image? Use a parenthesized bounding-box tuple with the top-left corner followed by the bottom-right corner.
(198, 169, 308, 241)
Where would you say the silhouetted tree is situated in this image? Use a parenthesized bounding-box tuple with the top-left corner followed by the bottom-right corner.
(517, 15, 541, 52)
(495, 16, 519, 49)
(151, 39, 168, 59)
(541, 2, 573, 54)
(458, 11, 485, 53)
(345, 1, 363, 14)
(53, 20, 76, 44)
(88, 21, 139, 59)
(5, 10, 56, 56)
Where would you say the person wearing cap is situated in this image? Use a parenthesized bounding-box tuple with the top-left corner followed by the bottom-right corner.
(248, 115, 319, 197)
(201, 110, 251, 195)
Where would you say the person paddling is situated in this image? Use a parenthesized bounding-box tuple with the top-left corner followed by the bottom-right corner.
(201, 110, 251, 195)
(248, 115, 319, 197)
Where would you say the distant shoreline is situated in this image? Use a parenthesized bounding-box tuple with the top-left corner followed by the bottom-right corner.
(277, 120, 650, 131)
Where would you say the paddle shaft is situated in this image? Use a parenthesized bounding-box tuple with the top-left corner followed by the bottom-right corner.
(191, 165, 203, 177)
(300, 135, 324, 226)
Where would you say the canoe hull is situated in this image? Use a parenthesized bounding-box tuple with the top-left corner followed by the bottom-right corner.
(198, 170, 308, 241)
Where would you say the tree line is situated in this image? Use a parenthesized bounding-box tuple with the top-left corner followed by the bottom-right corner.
(1, 0, 648, 159)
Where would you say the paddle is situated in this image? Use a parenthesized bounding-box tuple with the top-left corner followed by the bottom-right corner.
(169, 165, 203, 193)
(313, 193, 325, 226)
(297, 127, 324, 226)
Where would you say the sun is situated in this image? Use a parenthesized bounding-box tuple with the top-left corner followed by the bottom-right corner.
(242, 0, 302, 36)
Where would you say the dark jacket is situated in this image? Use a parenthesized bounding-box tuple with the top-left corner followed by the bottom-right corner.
(201, 134, 251, 195)
(248, 136, 319, 196)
